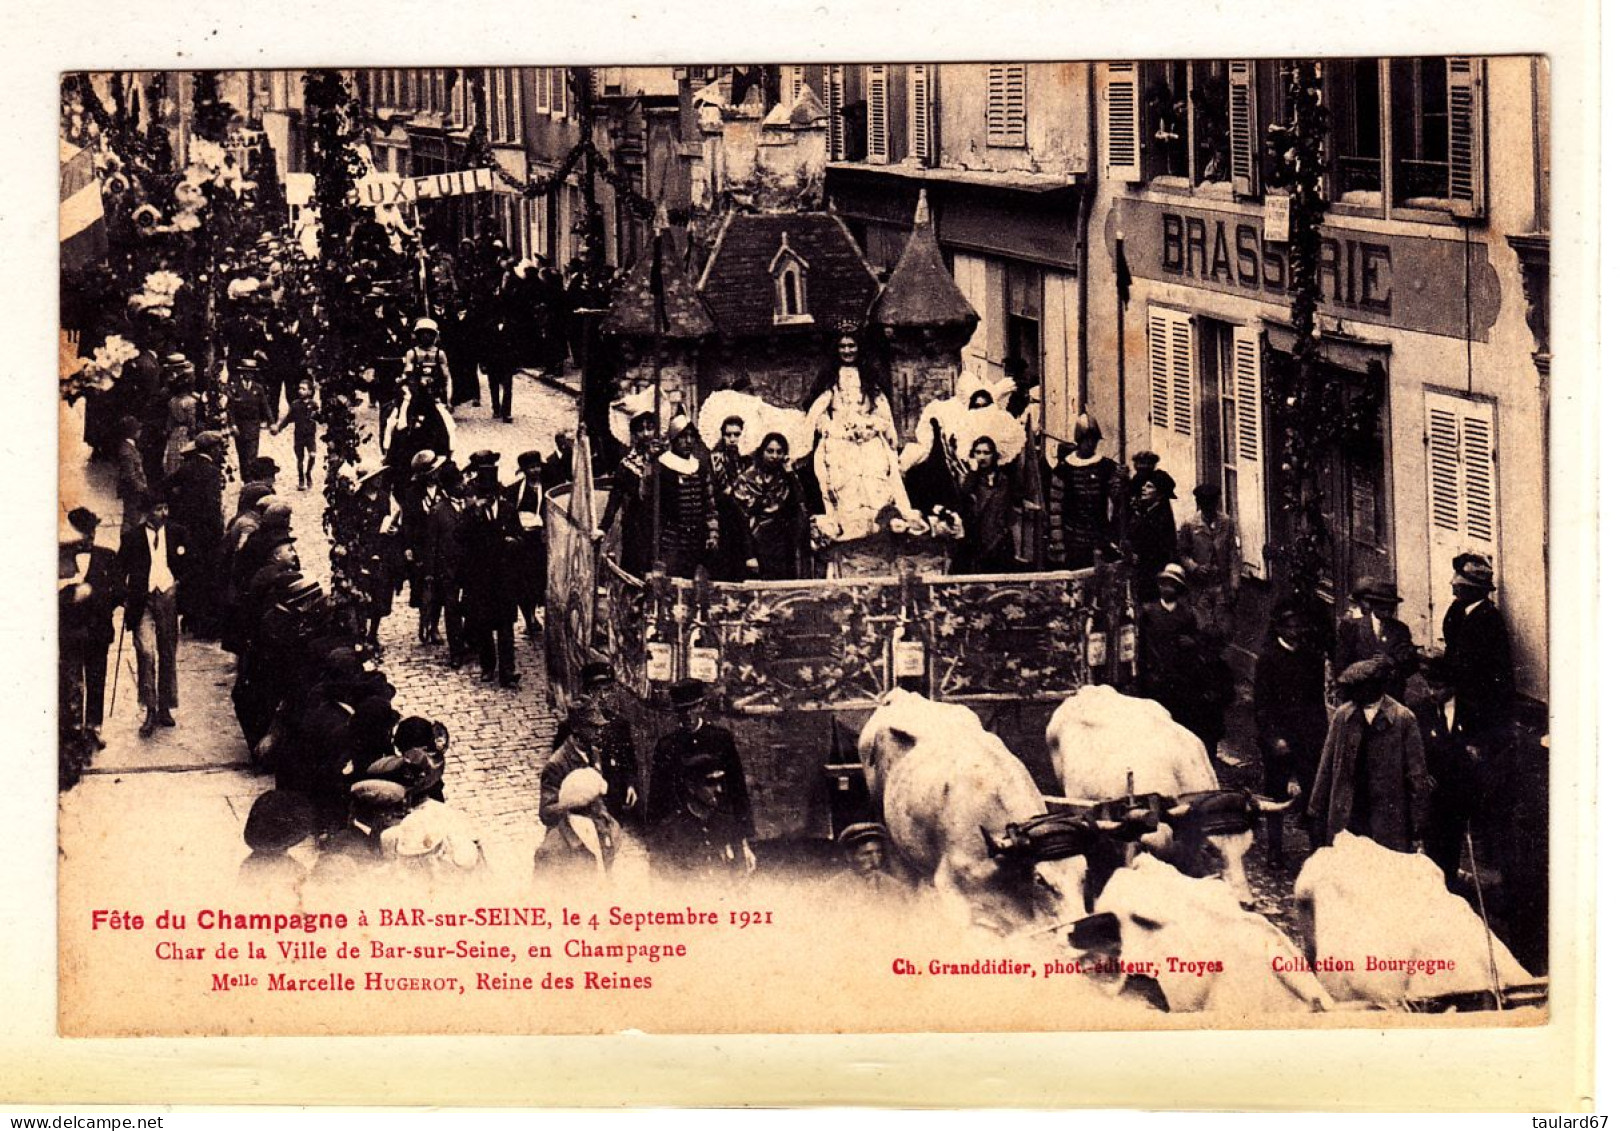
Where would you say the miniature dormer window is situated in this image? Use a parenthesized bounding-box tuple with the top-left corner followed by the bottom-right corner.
(770, 234, 813, 326)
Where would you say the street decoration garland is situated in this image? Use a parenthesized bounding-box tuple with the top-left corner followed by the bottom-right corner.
(1264, 59, 1385, 609)
(302, 69, 376, 626)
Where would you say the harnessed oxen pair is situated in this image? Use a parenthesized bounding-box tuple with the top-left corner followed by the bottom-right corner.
(856, 687, 1289, 935)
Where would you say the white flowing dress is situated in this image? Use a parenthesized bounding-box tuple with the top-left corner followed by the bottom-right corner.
(807, 367, 913, 539)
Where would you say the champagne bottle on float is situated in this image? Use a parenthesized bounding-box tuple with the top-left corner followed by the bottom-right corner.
(643, 564, 674, 685)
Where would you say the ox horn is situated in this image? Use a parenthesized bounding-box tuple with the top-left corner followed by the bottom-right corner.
(1164, 800, 1192, 820)
(1251, 781, 1302, 815)
(1094, 818, 1124, 833)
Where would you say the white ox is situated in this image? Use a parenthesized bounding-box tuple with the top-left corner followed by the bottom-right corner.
(1047, 685, 1286, 905)
(1093, 854, 1333, 1013)
(1294, 833, 1537, 1008)
(858, 689, 1089, 934)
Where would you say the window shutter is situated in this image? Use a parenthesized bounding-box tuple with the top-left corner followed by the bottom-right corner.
(1425, 391, 1499, 615)
(1147, 307, 1172, 431)
(1229, 60, 1256, 197)
(909, 65, 932, 164)
(1104, 61, 1142, 181)
(537, 68, 550, 114)
(790, 65, 805, 105)
(1145, 305, 1198, 524)
(1232, 325, 1268, 576)
(493, 71, 507, 139)
(1447, 57, 1486, 218)
(987, 64, 1027, 148)
(551, 69, 568, 118)
(827, 66, 845, 159)
(867, 65, 889, 164)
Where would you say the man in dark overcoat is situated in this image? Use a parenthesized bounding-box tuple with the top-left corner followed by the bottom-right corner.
(457, 458, 523, 687)
(1307, 657, 1430, 854)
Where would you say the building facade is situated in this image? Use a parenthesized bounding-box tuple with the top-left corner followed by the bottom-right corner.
(1081, 57, 1550, 704)
(825, 63, 1089, 464)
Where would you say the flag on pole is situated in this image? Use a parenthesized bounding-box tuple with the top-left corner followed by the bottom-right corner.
(1114, 234, 1133, 304)
(60, 139, 107, 272)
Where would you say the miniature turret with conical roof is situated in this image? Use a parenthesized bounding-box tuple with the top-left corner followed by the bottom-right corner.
(873, 190, 982, 440)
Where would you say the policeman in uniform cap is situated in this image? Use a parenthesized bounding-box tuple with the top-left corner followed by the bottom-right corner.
(646, 679, 756, 879)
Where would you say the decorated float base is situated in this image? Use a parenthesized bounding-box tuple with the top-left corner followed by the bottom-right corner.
(543, 479, 1136, 842)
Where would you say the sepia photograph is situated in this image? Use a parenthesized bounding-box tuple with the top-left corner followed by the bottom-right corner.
(24, 0, 1599, 1104)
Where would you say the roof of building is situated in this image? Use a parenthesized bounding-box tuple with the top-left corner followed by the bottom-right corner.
(604, 228, 717, 340)
(872, 190, 980, 332)
(697, 211, 879, 337)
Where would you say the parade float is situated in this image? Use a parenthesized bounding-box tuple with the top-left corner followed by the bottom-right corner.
(545, 194, 1136, 841)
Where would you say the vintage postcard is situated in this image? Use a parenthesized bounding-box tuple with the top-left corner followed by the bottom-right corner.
(18, 0, 1602, 1110)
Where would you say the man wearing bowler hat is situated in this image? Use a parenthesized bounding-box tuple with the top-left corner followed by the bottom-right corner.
(646, 678, 755, 879)
(1333, 575, 1417, 702)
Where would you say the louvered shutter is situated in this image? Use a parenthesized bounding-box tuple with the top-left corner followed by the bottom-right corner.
(1229, 60, 1256, 197)
(1447, 57, 1486, 217)
(867, 66, 889, 164)
(987, 65, 1027, 148)
(827, 66, 845, 159)
(1425, 391, 1499, 618)
(537, 68, 550, 114)
(790, 65, 805, 105)
(493, 71, 508, 140)
(1233, 325, 1268, 575)
(1104, 62, 1142, 181)
(550, 70, 568, 118)
(909, 65, 932, 164)
(1146, 305, 1197, 520)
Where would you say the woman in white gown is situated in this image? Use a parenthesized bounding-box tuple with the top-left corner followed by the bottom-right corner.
(804, 334, 915, 539)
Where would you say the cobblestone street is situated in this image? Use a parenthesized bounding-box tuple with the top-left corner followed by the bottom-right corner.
(61, 370, 580, 884)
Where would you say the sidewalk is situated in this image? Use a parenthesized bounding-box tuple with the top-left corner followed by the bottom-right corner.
(59, 373, 581, 886)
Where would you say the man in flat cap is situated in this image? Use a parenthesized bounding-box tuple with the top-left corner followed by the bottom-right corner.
(824, 822, 908, 903)
(646, 679, 755, 881)
(507, 450, 548, 638)
(1307, 656, 1429, 854)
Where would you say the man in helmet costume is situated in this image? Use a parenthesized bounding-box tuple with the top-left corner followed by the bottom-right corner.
(1046, 412, 1123, 569)
(402, 317, 452, 405)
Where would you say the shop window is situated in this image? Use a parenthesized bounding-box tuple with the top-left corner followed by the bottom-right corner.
(1325, 58, 1384, 205)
